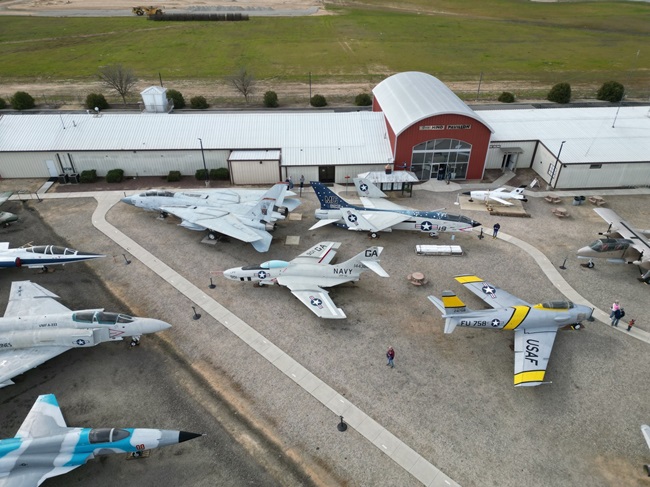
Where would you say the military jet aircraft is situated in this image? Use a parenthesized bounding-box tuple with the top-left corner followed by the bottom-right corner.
(0, 281, 171, 388)
(223, 242, 388, 319)
(428, 275, 593, 387)
(0, 191, 18, 227)
(121, 183, 300, 252)
(0, 393, 202, 486)
(310, 181, 480, 238)
(463, 185, 527, 206)
(0, 243, 104, 271)
(577, 208, 650, 282)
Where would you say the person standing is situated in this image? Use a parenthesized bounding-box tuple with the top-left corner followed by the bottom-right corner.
(611, 307, 624, 327)
(386, 346, 395, 368)
(288, 175, 294, 190)
(610, 300, 620, 318)
(627, 319, 635, 332)
(492, 223, 501, 239)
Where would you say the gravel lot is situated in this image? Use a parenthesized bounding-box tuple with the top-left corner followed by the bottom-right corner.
(2, 179, 649, 486)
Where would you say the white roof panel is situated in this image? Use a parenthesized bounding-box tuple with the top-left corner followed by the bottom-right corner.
(0, 111, 393, 167)
(481, 106, 650, 164)
(372, 72, 493, 136)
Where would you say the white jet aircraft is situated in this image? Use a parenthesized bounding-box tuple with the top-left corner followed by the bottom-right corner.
(0, 281, 171, 388)
(463, 185, 528, 206)
(223, 242, 389, 319)
(577, 207, 650, 282)
(0, 243, 104, 271)
(121, 183, 300, 252)
(429, 275, 593, 387)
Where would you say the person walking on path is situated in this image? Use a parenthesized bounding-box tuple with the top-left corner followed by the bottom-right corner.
(287, 176, 294, 190)
(627, 319, 635, 332)
(610, 300, 620, 318)
(386, 346, 395, 368)
(492, 223, 501, 239)
(611, 307, 624, 327)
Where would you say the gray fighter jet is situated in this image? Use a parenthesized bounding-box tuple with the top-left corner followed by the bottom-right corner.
(429, 275, 593, 387)
(120, 183, 300, 252)
(0, 393, 202, 486)
(0, 192, 18, 227)
(0, 243, 104, 271)
(0, 281, 171, 388)
(223, 242, 389, 319)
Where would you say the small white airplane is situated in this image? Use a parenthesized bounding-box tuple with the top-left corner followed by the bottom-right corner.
(0, 281, 171, 388)
(0, 243, 105, 270)
(577, 208, 650, 282)
(121, 184, 300, 252)
(0, 393, 202, 487)
(463, 185, 528, 206)
(223, 242, 389, 319)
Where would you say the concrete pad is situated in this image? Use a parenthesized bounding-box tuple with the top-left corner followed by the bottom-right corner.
(288, 212, 303, 221)
(285, 235, 300, 245)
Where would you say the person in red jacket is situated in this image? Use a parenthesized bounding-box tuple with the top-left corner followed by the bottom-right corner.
(386, 346, 395, 368)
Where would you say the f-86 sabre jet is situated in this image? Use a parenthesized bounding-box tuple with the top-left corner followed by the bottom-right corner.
(463, 185, 527, 206)
(310, 181, 480, 239)
(0, 394, 202, 487)
(223, 242, 388, 319)
(577, 208, 650, 282)
(0, 243, 104, 271)
(121, 183, 300, 252)
(0, 281, 171, 388)
(428, 275, 593, 387)
(0, 192, 18, 227)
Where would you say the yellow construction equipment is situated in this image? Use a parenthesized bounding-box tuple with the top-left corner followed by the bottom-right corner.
(132, 6, 164, 16)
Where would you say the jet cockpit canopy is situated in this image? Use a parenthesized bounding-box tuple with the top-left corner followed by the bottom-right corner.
(73, 311, 135, 324)
(88, 428, 130, 443)
(539, 301, 574, 310)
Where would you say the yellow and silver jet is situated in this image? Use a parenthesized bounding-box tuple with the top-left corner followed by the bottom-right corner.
(428, 275, 593, 387)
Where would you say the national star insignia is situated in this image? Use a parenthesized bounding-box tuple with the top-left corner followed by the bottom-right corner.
(421, 221, 432, 231)
(491, 319, 500, 327)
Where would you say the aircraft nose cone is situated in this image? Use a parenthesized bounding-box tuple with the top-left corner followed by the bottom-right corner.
(178, 431, 204, 443)
(472, 221, 482, 227)
(137, 319, 172, 335)
(223, 269, 237, 280)
(576, 246, 591, 256)
(462, 191, 471, 196)
(77, 252, 106, 258)
(120, 197, 134, 206)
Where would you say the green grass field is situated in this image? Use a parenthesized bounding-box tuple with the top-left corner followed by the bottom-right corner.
(0, 0, 648, 97)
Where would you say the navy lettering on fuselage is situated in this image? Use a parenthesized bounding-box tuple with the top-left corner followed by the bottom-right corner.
(38, 323, 58, 328)
(333, 268, 353, 275)
(525, 338, 540, 366)
(0, 342, 13, 348)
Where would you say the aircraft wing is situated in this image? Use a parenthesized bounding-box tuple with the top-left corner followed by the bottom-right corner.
(642, 425, 650, 450)
(291, 242, 341, 265)
(513, 327, 557, 386)
(277, 278, 346, 319)
(4, 281, 71, 317)
(594, 208, 650, 257)
(17, 394, 67, 438)
(359, 197, 413, 211)
(488, 194, 514, 206)
(0, 347, 70, 389)
(454, 275, 530, 309)
(0, 191, 12, 206)
(163, 207, 267, 244)
(345, 208, 409, 232)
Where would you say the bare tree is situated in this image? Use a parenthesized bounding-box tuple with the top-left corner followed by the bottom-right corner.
(228, 68, 256, 103)
(98, 64, 138, 105)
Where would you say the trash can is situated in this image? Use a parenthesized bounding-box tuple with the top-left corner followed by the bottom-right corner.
(69, 173, 80, 184)
(573, 196, 585, 206)
(58, 174, 69, 184)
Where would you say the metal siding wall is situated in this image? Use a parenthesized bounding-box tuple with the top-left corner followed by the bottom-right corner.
(0, 152, 58, 178)
(394, 114, 491, 179)
(485, 141, 537, 169)
(231, 160, 280, 185)
(530, 145, 556, 186)
(556, 163, 650, 189)
(286, 167, 318, 183)
(334, 165, 386, 184)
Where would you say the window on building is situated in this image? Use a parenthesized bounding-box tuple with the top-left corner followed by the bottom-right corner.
(589, 164, 602, 169)
(411, 139, 471, 181)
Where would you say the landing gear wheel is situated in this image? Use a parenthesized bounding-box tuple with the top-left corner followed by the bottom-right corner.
(160, 211, 168, 219)
(574, 323, 582, 330)
(429, 232, 439, 238)
(369, 232, 379, 239)
(587, 261, 595, 269)
(208, 232, 218, 240)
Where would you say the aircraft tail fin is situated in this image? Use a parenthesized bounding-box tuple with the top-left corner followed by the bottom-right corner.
(245, 198, 277, 223)
(311, 181, 352, 209)
(354, 178, 387, 198)
(338, 246, 388, 277)
(428, 291, 469, 334)
(254, 184, 288, 222)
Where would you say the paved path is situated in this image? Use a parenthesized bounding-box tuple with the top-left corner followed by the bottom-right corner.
(13, 188, 649, 486)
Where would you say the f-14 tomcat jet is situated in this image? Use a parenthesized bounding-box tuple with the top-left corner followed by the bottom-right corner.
(577, 208, 650, 283)
(0, 243, 104, 270)
(223, 242, 389, 319)
(0, 394, 202, 487)
(121, 183, 300, 252)
(463, 185, 527, 206)
(429, 275, 593, 387)
(310, 181, 480, 238)
(0, 281, 171, 388)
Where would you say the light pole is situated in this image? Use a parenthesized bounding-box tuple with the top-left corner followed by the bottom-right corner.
(549, 140, 566, 190)
(198, 138, 209, 187)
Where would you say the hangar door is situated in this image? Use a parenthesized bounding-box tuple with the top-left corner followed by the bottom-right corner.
(229, 150, 281, 185)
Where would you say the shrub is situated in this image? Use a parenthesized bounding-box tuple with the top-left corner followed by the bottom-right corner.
(79, 170, 97, 184)
(167, 170, 181, 182)
(0, 97, 6, 109)
(167, 89, 185, 109)
(547, 83, 571, 104)
(497, 91, 515, 103)
(211, 168, 229, 180)
(263, 91, 279, 108)
(10, 91, 35, 110)
(195, 169, 208, 181)
(190, 96, 208, 109)
(85, 93, 109, 110)
(106, 169, 124, 183)
(310, 94, 327, 107)
(354, 93, 372, 106)
(597, 81, 624, 103)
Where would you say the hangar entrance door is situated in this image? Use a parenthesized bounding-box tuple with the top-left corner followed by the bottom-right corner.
(229, 150, 281, 185)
